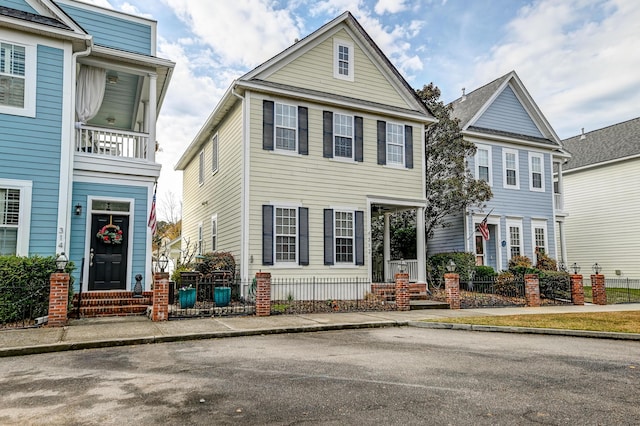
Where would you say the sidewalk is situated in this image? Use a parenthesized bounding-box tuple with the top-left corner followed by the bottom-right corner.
(1, 303, 639, 357)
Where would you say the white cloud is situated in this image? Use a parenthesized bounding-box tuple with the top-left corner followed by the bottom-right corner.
(469, 0, 640, 138)
(374, 0, 408, 14)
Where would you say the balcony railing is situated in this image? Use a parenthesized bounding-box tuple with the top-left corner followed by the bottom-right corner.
(387, 259, 418, 282)
(554, 193, 564, 211)
(75, 125, 149, 160)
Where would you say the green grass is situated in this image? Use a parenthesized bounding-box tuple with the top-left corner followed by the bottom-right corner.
(583, 286, 640, 304)
(424, 311, 640, 334)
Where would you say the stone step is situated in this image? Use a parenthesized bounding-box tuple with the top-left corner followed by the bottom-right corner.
(78, 305, 149, 317)
(75, 297, 153, 307)
(410, 300, 450, 310)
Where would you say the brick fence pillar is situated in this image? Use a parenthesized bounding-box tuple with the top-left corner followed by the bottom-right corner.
(570, 274, 584, 306)
(395, 272, 410, 311)
(255, 272, 271, 317)
(524, 274, 541, 307)
(152, 272, 170, 321)
(444, 273, 460, 310)
(47, 273, 69, 327)
(591, 274, 607, 305)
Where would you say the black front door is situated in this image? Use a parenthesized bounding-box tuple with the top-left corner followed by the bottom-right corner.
(89, 214, 129, 291)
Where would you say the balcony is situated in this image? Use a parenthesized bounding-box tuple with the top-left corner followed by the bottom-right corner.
(554, 193, 564, 212)
(75, 124, 150, 161)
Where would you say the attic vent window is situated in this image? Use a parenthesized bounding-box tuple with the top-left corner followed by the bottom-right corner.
(334, 39, 354, 81)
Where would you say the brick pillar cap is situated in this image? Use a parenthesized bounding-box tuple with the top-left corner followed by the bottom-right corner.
(394, 272, 409, 278)
(444, 273, 459, 278)
(590, 274, 605, 279)
(570, 274, 583, 278)
(255, 272, 271, 278)
(524, 273, 539, 279)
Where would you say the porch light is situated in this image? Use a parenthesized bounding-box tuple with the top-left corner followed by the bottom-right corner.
(592, 263, 602, 275)
(55, 252, 69, 272)
(398, 258, 407, 273)
(159, 254, 169, 273)
(106, 73, 118, 84)
(571, 262, 580, 275)
(106, 117, 116, 125)
(74, 203, 82, 215)
(446, 259, 456, 273)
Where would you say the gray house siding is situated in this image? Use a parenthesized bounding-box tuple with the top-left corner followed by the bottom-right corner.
(3, 0, 37, 13)
(58, 3, 152, 55)
(474, 86, 544, 138)
(0, 44, 64, 255)
(427, 212, 465, 256)
(70, 182, 149, 291)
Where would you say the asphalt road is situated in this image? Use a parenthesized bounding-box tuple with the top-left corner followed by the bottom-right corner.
(0, 327, 638, 425)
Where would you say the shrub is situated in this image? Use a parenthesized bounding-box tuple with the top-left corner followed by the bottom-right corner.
(474, 265, 496, 278)
(494, 271, 519, 296)
(535, 252, 558, 271)
(194, 251, 236, 279)
(0, 255, 75, 323)
(170, 264, 192, 284)
(428, 252, 475, 282)
(539, 270, 571, 300)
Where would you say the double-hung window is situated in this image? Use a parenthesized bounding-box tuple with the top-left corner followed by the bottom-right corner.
(275, 103, 297, 152)
(506, 220, 522, 259)
(0, 179, 32, 256)
(335, 210, 354, 263)
(211, 215, 217, 252)
(275, 207, 297, 263)
(386, 123, 405, 166)
(0, 40, 35, 116)
(333, 39, 354, 81)
(197, 222, 203, 255)
(211, 134, 218, 174)
(334, 113, 353, 159)
(532, 220, 547, 263)
(529, 152, 544, 191)
(503, 148, 519, 189)
(198, 150, 204, 185)
(476, 145, 491, 185)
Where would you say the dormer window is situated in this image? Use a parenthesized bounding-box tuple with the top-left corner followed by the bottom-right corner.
(334, 39, 354, 81)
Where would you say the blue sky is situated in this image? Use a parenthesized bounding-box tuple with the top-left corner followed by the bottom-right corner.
(84, 0, 640, 219)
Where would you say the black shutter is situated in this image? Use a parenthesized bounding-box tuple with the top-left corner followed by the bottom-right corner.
(377, 120, 386, 165)
(355, 210, 364, 265)
(263, 100, 274, 151)
(404, 125, 413, 169)
(299, 207, 309, 266)
(323, 111, 333, 158)
(262, 205, 274, 265)
(324, 209, 334, 265)
(298, 106, 308, 155)
(354, 116, 363, 162)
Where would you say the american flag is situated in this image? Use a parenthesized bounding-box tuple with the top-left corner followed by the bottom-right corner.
(148, 186, 157, 236)
(477, 218, 490, 241)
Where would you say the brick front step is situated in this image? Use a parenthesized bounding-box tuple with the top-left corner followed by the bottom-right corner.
(73, 291, 153, 318)
(371, 283, 429, 301)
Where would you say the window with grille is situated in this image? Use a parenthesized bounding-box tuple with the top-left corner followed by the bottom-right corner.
(504, 149, 519, 188)
(529, 153, 544, 191)
(509, 225, 521, 258)
(275, 207, 297, 263)
(275, 103, 297, 151)
(334, 113, 353, 159)
(335, 211, 354, 263)
(0, 188, 20, 255)
(386, 123, 404, 166)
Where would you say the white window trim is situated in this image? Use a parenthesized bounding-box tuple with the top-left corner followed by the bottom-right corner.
(211, 133, 218, 175)
(273, 206, 298, 266)
(528, 152, 545, 192)
(531, 219, 548, 262)
(333, 112, 354, 160)
(334, 209, 355, 265)
(506, 219, 523, 261)
(333, 38, 354, 81)
(197, 221, 203, 255)
(475, 144, 492, 186)
(198, 150, 204, 186)
(386, 121, 405, 167)
(0, 178, 32, 256)
(210, 214, 217, 252)
(274, 102, 298, 153)
(0, 38, 36, 118)
(503, 148, 520, 189)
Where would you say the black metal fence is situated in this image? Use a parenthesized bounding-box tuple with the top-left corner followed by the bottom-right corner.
(584, 278, 640, 304)
(270, 277, 394, 314)
(0, 282, 50, 330)
(539, 274, 572, 304)
(169, 272, 255, 318)
(458, 276, 526, 308)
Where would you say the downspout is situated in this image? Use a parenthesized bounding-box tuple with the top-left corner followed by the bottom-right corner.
(231, 83, 249, 286)
(63, 38, 93, 290)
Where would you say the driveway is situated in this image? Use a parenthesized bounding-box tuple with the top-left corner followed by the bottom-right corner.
(0, 327, 638, 424)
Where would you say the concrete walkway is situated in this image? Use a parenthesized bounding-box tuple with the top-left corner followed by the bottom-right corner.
(1, 303, 639, 357)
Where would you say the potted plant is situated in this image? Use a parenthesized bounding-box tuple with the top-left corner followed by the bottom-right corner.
(178, 284, 196, 309)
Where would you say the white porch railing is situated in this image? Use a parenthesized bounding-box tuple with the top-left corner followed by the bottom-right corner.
(554, 193, 563, 211)
(387, 259, 418, 282)
(75, 125, 149, 160)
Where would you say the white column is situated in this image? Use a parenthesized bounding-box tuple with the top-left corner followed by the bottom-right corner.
(383, 212, 391, 282)
(558, 220, 568, 265)
(416, 207, 426, 284)
(147, 72, 157, 163)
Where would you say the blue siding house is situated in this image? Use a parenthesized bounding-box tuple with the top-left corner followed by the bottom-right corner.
(428, 71, 569, 271)
(0, 0, 174, 292)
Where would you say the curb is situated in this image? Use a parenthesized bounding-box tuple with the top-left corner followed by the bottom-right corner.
(409, 321, 640, 341)
(0, 320, 403, 358)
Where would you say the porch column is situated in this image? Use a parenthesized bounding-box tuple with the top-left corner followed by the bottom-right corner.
(383, 212, 391, 282)
(416, 207, 426, 284)
(147, 72, 157, 163)
(558, 220, 568, 266)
